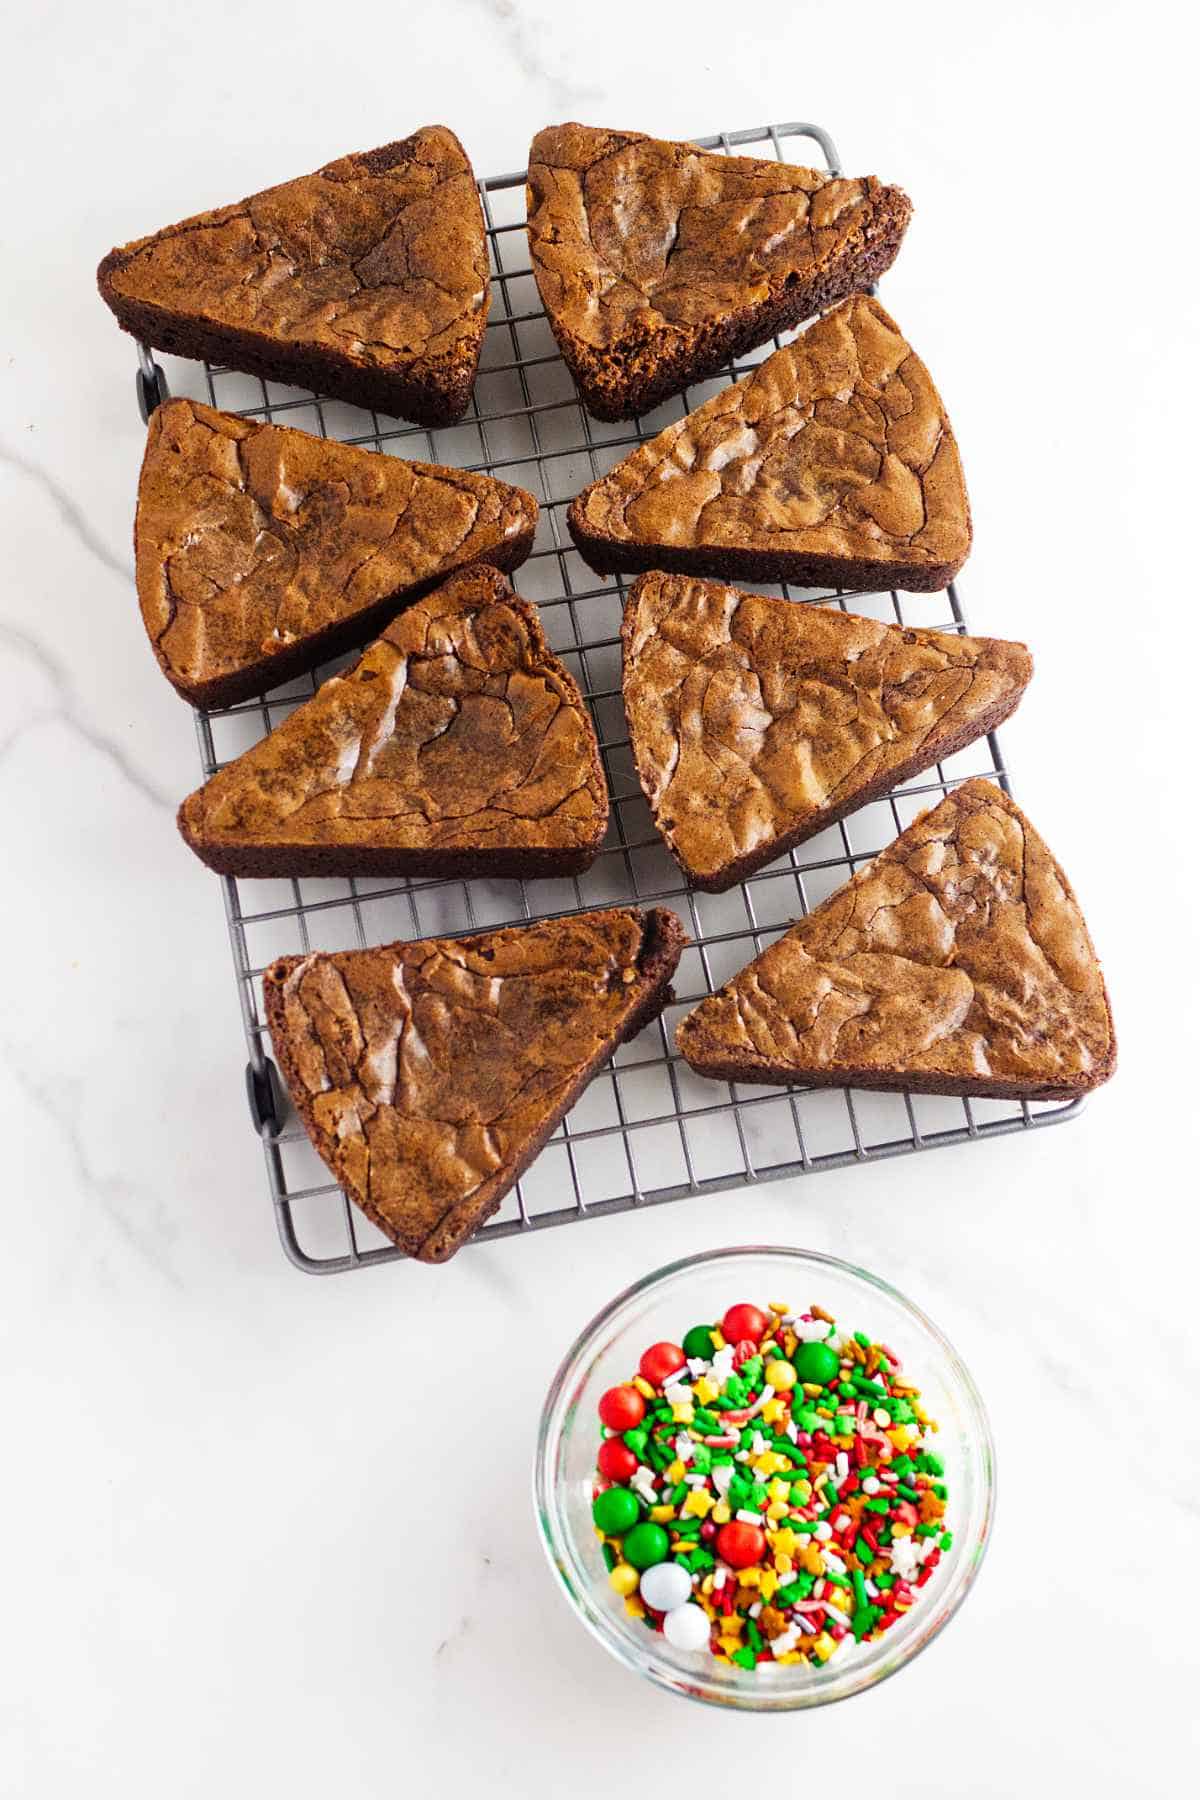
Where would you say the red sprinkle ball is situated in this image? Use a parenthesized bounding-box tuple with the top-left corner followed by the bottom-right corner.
(590, 1299, 951, 1671)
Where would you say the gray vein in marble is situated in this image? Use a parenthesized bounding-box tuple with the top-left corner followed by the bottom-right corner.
(0, 621, 173, 811)
(0, 440, 132, 585)
(464, 0, 602, 105)
(3, 1047, 183, 1288)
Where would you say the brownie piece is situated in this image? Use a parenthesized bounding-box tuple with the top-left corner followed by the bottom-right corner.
(676, 780, 1115, 1102)
(178, 563, 608, 880)
(527, 124, 911, 420)
(264, 906, 686, 1262)
(98, 127, 489, 425)
(569, 295, 971, 592)
(136, 399, 537, 708)
(623, 573, 1032, 891)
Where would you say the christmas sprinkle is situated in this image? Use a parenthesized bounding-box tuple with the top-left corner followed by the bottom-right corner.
(593, 1300, 949, 1669)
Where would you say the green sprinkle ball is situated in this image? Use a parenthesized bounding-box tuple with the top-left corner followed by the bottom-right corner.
(622, 1521, 670, 1570)
(791, 1339, 840, 1385)
(592, 1487, 639, 1535)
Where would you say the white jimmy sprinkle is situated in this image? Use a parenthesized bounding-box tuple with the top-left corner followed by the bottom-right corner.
(865, 1579, 879, 1598)
(684, 1472, 708, 1487)
(710, 1346, 736, 1386)
(861, 1476, 881, 1496)
(675, 1435, 695, 1463)
(711, 1464, 735, 1497)
(873, 1408, 891, 1426)
(770, 1625, 801, 1654)
(734, 1450, 750, 1463)
(835, 1453, 849, 1482)
(735, 1509, 763, 1525)
(834, 1514, 851, 1532)
(822, 1550, 847, 1574)
(814, 1521, 833, 1541)
(813, 1578, 826, 1599)
(748, 1601, 762, 1619)
(751, 1430, 770, 1456)
(713, 1568, 727, 1590)
(784, 1419, 799, 1443)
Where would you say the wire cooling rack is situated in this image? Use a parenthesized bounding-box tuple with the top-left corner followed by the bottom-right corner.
(133, 119, 1082, 1274)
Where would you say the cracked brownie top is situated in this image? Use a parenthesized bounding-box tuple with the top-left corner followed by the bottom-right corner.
(178, 563, 607, 861)
(623, 573, 1031, 887)
(135, 398, 537, 701)
(676, 781, 1115, 1099)
(99, 127, 489, 386)
(527, 124, 911, 417)
(529, 123, 909, 351)
(264, 906, 685, 1260)
(569, 295, 971, 586)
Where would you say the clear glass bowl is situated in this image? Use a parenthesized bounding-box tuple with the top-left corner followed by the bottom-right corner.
(535, 1245, 994, 1710)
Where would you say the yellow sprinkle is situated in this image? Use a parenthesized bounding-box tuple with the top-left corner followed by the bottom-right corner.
(649, 1504, 676, 1524)
(752, 1454, 775, 1478)
(892, 1521, 914, 1538)
(671, 1401, 695, 1425)
(792, 1479, 813, 1504)
(624, 1595, 646, 1619)
(633, 1376, 655, 1399)
(682, 1488, 714, 1519)
(667, 1460, 686, 1484)
(768, 1300, 789, 1314)
(701, 1574, 715, 1595)
(719, 1638, 742, 1657)
(758, 1568, 779, 1601)
(768, 1478, 790, 1503)
(711, 1502, 732, 1524)
(769, 1526, 798, 1559)
(766, 1501, 788, 1522)
(762, 1397, 787, 1426)
(738, 1568, 762, 1589)
(608, 1562, 639, 1596)
(711, 1329, 726, 1349)
(774, 1554, 794, 1576)
(802, 1383, 823, 1398)
(694, 1375, 719, 1404)
(774, 1650, 804, 1665)
(765, 1359, 797, 1393)
(813, 1632, 836, 1663)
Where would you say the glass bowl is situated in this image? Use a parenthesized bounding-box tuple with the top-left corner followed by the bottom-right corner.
(534, 1245, 994, 1710)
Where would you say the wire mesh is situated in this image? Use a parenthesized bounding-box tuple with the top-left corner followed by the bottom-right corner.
(137, 120, 1081, 1274)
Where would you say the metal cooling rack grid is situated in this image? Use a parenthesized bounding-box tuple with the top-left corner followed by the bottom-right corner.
(136, 120, 1082, 1274)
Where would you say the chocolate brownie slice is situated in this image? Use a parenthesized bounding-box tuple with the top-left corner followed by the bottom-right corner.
(676, 781, 1115, 1102)
(136, 399, 537, 708)
(569, 295, 971, 593)
(99, 127, 489, 425)
(623, 573, 1031, 891)
(527, 124, 911, 420)
(178, 564, 608, 880)
(264, 906, 686, 1262)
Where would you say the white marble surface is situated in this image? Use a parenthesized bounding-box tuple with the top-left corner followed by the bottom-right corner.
(4, 2, 1198, 1792)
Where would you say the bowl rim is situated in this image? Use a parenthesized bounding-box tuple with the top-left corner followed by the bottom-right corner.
(533, 1242, 996, 1711)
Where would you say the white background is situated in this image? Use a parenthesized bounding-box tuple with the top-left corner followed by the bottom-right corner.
(4, 2, 1198, 1793)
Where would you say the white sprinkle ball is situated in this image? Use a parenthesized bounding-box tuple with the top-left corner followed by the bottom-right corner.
(639, 1561, 692, 1613)
(662, 1603, 710, 1652)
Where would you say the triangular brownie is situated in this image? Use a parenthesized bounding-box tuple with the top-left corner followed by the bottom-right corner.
(179, 564, 608, 879)
(527, 124, 911, 420)
(569, 295, 971, 592)
(676, 781, 1115, 1101)
(264, 906, 686, 1261)
(623, 573, 1031, 891)
(99, 127, 489, 425)
(136, 400, 537, 707)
